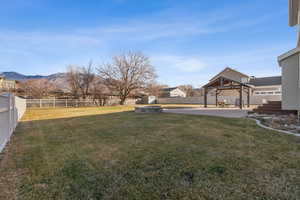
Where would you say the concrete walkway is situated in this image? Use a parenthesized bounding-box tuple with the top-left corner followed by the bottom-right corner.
(163, 108, 250, 118)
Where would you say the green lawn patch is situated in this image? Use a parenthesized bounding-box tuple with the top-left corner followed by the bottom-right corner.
(1, 107, 300, 199)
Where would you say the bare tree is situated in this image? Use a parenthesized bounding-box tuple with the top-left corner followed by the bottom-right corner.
(66, 62, 95, 99)
(98, 52, 157, 105)
(67, 66, 81, 98)
(90, 77, 110, 106)
(20, 79, 56, 98)
(145, 82, 168, 97)
(178, 85, 195, 97)
(81, 62, 95, 99)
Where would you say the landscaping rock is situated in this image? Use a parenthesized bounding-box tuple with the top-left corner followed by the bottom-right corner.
(248, 112, 300, 133)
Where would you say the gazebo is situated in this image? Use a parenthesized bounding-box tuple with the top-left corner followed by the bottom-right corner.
(203, 76, 252, 109)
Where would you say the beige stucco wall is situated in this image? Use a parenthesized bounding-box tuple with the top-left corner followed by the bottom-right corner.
(0, 79, 16, 90)
(157, 94, 281, 105)
(280, 53, 300, 110)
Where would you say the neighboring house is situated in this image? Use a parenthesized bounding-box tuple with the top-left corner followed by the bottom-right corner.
(202, 67, 282, 105)
(0, 76, 17, 91)
(249, 76, 281, 96)
(160, 87, 187, 98)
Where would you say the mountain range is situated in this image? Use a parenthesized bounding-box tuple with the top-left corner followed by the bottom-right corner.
(0, 71, 69, 91)
(0, 71, 65, 81)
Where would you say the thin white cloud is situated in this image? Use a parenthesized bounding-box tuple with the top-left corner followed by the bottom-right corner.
(152, 55, 206, 72)
(0, 31, 105, 75)
(79, 1, 286, 42)
(150, 44, 291, 87)
(0, 0, 290, 80)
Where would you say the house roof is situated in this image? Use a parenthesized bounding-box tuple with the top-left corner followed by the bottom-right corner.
(161, 87, 178, 92)
(278, 47, 300, 65)
(204, 76, 251, 88)
(209, 67, 249, 82)
(248, 76, 281, 86)
(193, 88, 203, 92)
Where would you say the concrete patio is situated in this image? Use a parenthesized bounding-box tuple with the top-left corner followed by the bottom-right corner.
(163, 107, 251, 118)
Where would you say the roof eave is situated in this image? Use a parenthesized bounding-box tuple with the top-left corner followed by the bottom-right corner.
(204, 76, 252, 88)
(278, 47, 300, 67)
(209, 67, 249, 82)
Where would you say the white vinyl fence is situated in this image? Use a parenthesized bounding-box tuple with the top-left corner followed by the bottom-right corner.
(0, 93, 26, 152)
(26, 98, 137, 108)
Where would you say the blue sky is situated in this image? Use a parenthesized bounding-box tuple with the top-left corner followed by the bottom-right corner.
(0, 0, 297, 87)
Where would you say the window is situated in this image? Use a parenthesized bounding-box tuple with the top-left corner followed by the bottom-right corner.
(254, 91, 281, 96)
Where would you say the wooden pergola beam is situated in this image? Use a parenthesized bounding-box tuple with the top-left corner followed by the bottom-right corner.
(207, 87, 242, 91)
(247, 87, 250, 108)
(215, 89, 218, 107)
(203, 76, 252, 109)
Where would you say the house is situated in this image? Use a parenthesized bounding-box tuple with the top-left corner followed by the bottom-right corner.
(160, 87, 186, 98)
(202, 67, 282, 107)
(0, 76, 17, 91)
(249, 76, 281, 96)
(278, 49, 300, 111)
(277, 0, 300, 111)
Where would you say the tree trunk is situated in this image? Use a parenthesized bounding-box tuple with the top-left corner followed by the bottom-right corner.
(120, 96, 126, 105)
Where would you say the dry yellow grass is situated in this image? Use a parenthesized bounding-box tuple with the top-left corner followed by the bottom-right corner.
(21, 106, 134, 121)
(1, 107, 300, 199)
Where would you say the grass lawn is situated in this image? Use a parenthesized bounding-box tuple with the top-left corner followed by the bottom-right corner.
(1, 106, 300, 200)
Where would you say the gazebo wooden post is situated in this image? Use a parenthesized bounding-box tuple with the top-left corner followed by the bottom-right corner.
(204, 87, 208, 108)
(215, 89, 218, 107)
(239, 85, 243, 109)
(203, 77, 251, 110)
(247, 87, 250, 108)
(220, 77, 224, 87)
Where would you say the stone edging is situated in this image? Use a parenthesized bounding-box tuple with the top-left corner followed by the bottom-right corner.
(249, 118, 300, 137)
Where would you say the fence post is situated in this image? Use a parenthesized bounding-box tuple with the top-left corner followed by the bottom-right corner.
(40, 99, 42, 108)
(0, 94, 27, 153)
(12, 95, 16, 130)
(10, 94, 14, 133)
(53, 98, 55, 108)
(65, 99, 68, 108)
(8, 94, 12, 136)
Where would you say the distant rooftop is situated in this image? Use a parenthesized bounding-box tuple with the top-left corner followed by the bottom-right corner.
(161, 87, 178, 92)
(249, 76, 281, 86)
